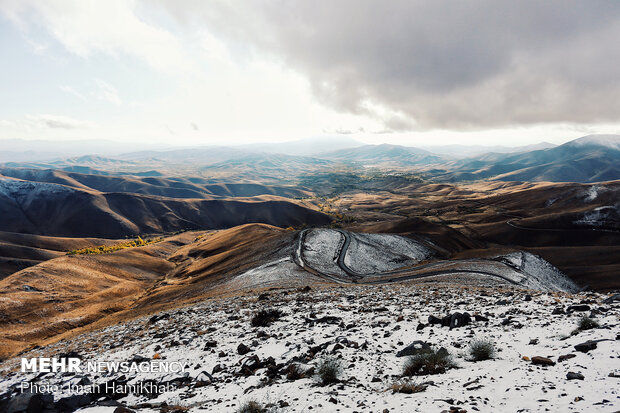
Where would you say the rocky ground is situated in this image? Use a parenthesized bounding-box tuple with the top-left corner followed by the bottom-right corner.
(1, 284, 618, 413)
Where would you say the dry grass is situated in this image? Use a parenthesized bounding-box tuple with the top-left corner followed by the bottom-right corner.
(390, 378, 428, 394)
(315, 357, 342, 385)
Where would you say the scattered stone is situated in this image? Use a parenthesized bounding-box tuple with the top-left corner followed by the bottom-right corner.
(602, 293, 620, 304)
(574, 340, 597, 353)
(113, 407, 136, 413)
(568, 304, 591, 312)
(566, 372, 584, 380)
(396, 340, 431, 357)
(237, 343, 251, 355)
(531, 356, 555, 366)
(558, 354, 576, 362)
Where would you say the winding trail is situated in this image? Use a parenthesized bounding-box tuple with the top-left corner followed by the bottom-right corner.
(295, 228, 527, 288)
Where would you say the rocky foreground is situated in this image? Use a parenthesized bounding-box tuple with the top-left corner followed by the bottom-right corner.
(1, 284, 619, 413)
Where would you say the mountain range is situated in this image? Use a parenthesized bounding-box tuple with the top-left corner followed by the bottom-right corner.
(2, 134, 619, 183)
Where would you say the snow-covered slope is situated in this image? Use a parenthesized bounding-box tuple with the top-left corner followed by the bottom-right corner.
(0, 285, 617, 412)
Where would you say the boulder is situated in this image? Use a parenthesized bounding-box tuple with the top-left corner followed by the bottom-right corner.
(531, 356, 555, 366)
(396, 341, 431, 357)
(237, 343, 251, 355)
(574, 340, 597, 353)
(566, 372, 584, 380)
(6, 392, 53, 413)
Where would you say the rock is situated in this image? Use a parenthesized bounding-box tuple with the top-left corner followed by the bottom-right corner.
(496, 299, 509, 305)
(127, 355, 150, 364)
(203, 340, 217, 349)
(416, 323, 426, 331)
(329, 397, 338, 404)
(474, 314, 489, 322)
(566, 372, 584, 380)
(602, 293, 620, 304)
(574, 340, 597, 353)
(531, 356, 555, 366)
(524, 294, 532, 302)
(558, 354, 576, 362)
(396, 340, 431, 357)
(55, 394, 93, 412)
(529, 338, 539, 345)
(551, 307, 564, 315)
(113, 407, 135, 413)
(449, 312, 471, 329)
(212, 364, 223, 374)
(6, 392, 53, 413)
(237, 343, 251, 355)
(428, 313, 471, 329)
(568, 304, 591, 312)
(195, 371, 213, 384)
(428, 315, 442, 325)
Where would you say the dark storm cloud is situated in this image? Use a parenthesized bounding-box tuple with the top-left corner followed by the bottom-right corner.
(161, 0, 620, 130)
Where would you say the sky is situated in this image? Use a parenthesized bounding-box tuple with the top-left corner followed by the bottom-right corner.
(1, 0, 619, 148)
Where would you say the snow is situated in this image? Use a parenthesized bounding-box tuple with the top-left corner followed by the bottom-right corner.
(584, 185, 600, 202)
(566, 134, 620, 149)
(0, 177, 75, 206)
(499, 252, 579, 293)
(574, 205, 620, 228)
(297, 229, 576, 293)
(343, 232, 432, 274)
(1, 285, 617, 412)
(301, 229, 348, 277)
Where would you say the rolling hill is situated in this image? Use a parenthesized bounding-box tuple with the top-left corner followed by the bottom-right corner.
(0, 176, 330, 238)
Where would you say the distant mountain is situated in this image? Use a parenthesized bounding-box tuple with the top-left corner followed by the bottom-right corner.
(319, 144, 445, 165)
(421, 142, 557, 157)
(238, 136, 364, 156)
(441, 134, 620, 183)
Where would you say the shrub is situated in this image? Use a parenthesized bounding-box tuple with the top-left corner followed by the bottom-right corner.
(390, 378, 427, 394)
(67, 236, 162, 255)
(251, 309, 284, 327)
(577, 316, 599, 331)
(467, 338, 497, 361)
(315, 357, 342, 385)
(286, 363, 307, 380)
(402, 348, 455, 376)
(236, 401, 265, 413)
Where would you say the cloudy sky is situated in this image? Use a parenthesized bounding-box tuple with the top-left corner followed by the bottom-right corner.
(1, 0, 619, 147)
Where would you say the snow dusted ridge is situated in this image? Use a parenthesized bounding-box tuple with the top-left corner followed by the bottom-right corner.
(0, 177, 75, 204)
(0, 285, 617, 412)
(498, 252, 579, 293)
(343, 233, 432, 274)
(574, 205, 620, 229)
(296, 229, 578, 293)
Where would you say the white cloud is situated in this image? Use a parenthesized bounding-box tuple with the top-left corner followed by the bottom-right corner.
(59, 85, 86, 101)
(94, 79, 122, 105)
(1, 0, 194, 74)
(26, 114, 93, 129)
